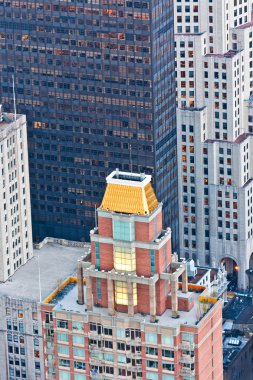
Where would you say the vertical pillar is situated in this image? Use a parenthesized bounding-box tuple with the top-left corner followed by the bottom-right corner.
(149, 283, 156, 323)
(182, 265, 188, 293)
(107, 279, 115, 316)
(238, 260, 247, 290)
(171, 276, 179, 318)
(86, 276, 93, 311)
(77, 262, 84, 305)
(165, 279, 169, 295)
(127, 282, 134, 317)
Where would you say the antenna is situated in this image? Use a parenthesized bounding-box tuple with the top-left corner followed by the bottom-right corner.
(129, 143, 132, 173)
(37, 254, 42, 303)
(12, 75, 17, 121)
(95, 204, 97, 229)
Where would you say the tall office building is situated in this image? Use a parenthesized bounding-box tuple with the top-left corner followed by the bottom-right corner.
(0, 107, 33, 282)
(175, 0, 253, 288)
(42, 170, 223, 380)
(0, 0, 178, 247)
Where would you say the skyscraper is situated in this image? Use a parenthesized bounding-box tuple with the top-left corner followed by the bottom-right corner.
(42, 170, 223, 380)
(0, 0, 178, 247)
(175, 0, 253, 288)
(0, 106, 33, 281)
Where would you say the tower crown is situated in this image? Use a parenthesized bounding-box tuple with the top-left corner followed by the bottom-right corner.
(101, 169, 158, 215)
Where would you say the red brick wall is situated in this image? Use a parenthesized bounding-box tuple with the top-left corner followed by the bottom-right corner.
(155, 240, 172, 274)
(166, 295, 193, 312)
(92, 278, 108, 308)
(156, 280, 167, 315)
(194, 302, 223, 380)
(148, 219, 155, 241)
(91, 241, 113, 270)
(135, 210, 163, 243)
(136, 248, 151, 276)
(156, 210, 163, 232)
(98, 216, 112, 237)
(155, 246, 165, 273)
(100, 242, 113, 270)
(135, 221, 150, 242)
(137, 284, 150, 314)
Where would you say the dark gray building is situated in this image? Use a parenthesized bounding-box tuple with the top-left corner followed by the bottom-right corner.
(0, 0, 178, 246)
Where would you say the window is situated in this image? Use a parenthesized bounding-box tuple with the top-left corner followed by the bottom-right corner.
(146, 373, 158, 380)
(115, 281, 137, 306)
(57, 320, 68, 329)
(74, 375, 86, 380)
(97, 278, 101, 300)
(73, 335, 84, 345)
(74, 361, 85, 370)
(146, 347, 158, 356)
(113, 220, 135, 241)
(104, 327, 113, 336)
(145, 333, 157, 344)
(118, 354, 126, 363)
(147, 360, 158, 369)
(95, 242, 100, 269)
(57, 333, 69, 343)
(59, 359, 70, 368)
(150, 249, 155, 273)
(114, 246, 136, 272)
(162, 335, 174, 346)
(162, 349, 174, 358)
(182, 333, 194, 344)
(116, 328, 125, 339)
(73, 348, 85, 357)
(162, 363, 174, 372)
(72, 321, 83, 331)
(58, 345, 70, 356)
(59, 371, 70, 380)
(18, 310, 23, 318)
(34, 338, 39, 347)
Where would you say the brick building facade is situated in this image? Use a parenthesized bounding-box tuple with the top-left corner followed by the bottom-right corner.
(41, 170, 223, 380)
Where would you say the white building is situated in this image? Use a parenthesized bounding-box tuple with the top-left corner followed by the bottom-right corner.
(175, 0, 253, 288)
(0, 240, 89, 380)
(0, 107, 33, 281)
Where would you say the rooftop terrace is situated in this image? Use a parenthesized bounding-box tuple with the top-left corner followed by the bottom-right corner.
(0, 243, 89, 301)
(47, 281, 217, 329)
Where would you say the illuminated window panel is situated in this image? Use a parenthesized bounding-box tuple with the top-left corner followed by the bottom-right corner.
(115, 282, 137, 306)
(114, 246, 136, 272)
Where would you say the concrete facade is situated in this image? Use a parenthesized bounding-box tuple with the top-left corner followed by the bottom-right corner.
(0, 298, 44, 380)
(175, 0, 253, 288)
(0, 108, 33, 282)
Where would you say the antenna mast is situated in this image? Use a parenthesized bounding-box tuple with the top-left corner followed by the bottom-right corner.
(12, 75, 17, 121)
(95, 204, 97, 229)
(130, 143, 132, 173)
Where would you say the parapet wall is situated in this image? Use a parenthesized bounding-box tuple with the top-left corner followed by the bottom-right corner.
(34, 237, 90, 250)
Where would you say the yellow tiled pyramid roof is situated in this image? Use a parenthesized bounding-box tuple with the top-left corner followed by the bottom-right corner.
(101, 171, 158, 215)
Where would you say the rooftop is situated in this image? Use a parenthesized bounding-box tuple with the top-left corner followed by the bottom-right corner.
(205, 50, 240, 59)
(223, 332, 249, 368)
(189, 268, 209, 284)
(236, 19, 253, 29)
(0, 243, 89, 301)
(223, 294, 253, 322)
(48, 282, 217, 329)
(0, 112, 25, 141)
